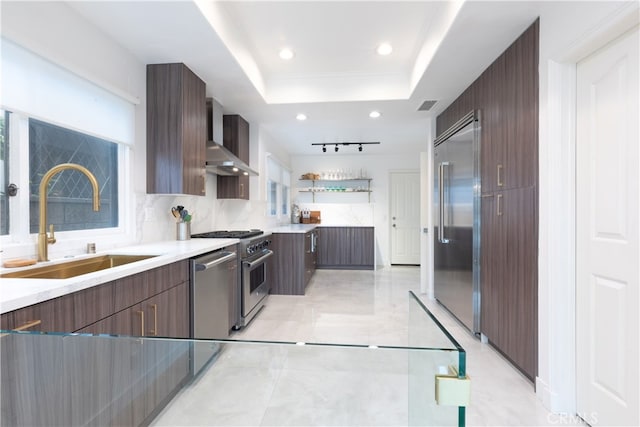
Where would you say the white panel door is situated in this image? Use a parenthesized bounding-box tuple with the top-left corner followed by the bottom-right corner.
(390, 171, 420, 264)
(576, 27, 639, 427)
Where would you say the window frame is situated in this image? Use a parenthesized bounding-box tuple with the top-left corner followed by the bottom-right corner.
(0, 39, 136, 256)
(0, 110, 131, 251)
(265, 154, 291, 224)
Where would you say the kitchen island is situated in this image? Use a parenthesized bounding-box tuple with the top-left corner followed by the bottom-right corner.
(269, 224, 319, 295)
(268, 224, 375, 296)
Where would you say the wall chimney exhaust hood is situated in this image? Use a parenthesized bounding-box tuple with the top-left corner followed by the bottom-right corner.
(205, 142, 258, 176)
(205, 98, 258, 176)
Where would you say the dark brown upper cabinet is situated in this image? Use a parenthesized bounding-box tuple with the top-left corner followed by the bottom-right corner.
(217, 114, 250, 199)
(437, 21, 539, 194)
(147, 63, 206, 196)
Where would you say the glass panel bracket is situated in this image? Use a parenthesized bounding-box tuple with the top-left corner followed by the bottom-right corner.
(435, 365, 471, 407)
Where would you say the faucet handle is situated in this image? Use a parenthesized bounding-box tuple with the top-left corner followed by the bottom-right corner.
(48, 224, 56, 244)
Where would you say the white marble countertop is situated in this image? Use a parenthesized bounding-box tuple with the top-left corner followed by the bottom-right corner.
(0, 238, 238, 314)
(270, 224, 373, 233)
(269, 224, 318, 234)
(315, 224, 374, 228)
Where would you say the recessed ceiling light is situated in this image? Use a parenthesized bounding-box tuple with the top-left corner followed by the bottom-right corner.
(376, 43, 393, 56)
(369, 111, 381, 119)
(279, 48, 294, 60)
(296, 113, 307, 121)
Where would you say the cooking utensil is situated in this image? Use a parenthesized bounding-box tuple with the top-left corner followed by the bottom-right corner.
(171, 207, 181, 220)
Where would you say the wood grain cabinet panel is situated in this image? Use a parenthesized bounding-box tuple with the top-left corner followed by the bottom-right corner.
(481, 187, 537, 379)
(317, 227, 375, 270)
(270, 232, 307, 295)
(6, 293, 75, 333)
(436, 19, 539, 380)
(1, 261, 192, 427)
(1, 331, 70, 426)
(0, 311, 13, 330)
(217, 114, 250, 199)
(303, 230, 318, 285)
(147, 63, 206, 196)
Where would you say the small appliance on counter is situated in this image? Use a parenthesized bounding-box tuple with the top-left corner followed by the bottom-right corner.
(300, 209, 321, 224)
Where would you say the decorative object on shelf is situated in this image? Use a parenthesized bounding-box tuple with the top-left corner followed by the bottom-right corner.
(300, 172, 321, 180)
(311, 141, 380, 153)
(297, 177, 373, 202)
(301, 169, 368, 180)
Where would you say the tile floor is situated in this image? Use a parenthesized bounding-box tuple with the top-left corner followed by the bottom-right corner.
(153, 267, 580, 426)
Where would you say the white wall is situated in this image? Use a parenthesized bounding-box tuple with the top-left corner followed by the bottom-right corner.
(0, 1, 288, 260)
(535, 0, 637, 414)
(291, 152, 422, 266)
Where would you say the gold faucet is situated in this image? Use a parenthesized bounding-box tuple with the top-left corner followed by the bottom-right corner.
(38, 163, 100, 262)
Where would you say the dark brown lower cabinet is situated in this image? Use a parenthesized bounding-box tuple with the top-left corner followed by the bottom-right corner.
(1, 292, 75, 332)
(1, 261, 191, 427)
(270, 230, 317, 295)
(75, 281, 191, 427)
(481, 186, 537, 380)
(0, 332, 70, 426)
(316, 226, 375, 269)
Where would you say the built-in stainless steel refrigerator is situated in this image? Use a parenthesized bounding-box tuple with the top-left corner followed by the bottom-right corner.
(433, 111, 481, 334)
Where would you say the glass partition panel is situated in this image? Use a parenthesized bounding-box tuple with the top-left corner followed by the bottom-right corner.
(408, 291, 466, 427)
(1, 291, 466, 427)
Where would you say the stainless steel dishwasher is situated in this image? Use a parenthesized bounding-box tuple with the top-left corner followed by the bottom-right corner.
(190, 248, 237, 374)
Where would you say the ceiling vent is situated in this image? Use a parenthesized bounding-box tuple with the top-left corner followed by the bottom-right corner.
(418, 100, 438, 111)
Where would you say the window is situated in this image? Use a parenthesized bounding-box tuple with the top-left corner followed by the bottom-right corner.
(1, 38, 134, 245)
(29, 119, 118, 233)
(266, 155, 291, 221)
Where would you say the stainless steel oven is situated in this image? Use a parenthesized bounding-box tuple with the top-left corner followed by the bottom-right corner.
(191, 230, 272, 328)
(240, 242, 273, 327)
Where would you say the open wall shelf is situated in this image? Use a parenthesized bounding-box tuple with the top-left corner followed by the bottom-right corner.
(298, 179, 372, 203)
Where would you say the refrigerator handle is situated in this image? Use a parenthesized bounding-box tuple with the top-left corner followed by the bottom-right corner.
(438, 161, 450, 243)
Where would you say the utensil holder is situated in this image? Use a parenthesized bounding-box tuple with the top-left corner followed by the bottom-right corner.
(176, 222, 191, 241)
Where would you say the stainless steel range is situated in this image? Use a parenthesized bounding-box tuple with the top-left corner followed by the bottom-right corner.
(191, 230, 273, 328)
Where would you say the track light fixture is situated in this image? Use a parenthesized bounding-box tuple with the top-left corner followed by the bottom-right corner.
(311, 142, 380, 153)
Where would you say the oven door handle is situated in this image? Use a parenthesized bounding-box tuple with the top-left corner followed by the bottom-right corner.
(242, 250, 274, 269)
(195, 251, 236, 271)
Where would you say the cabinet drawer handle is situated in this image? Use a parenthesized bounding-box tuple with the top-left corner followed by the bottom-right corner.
(137, 310, 145, 337)
(150, 304, 158, 336)
(13, 319, 42, 331)
(497, 164, 504, 187)
(496, 194, 503, 216)
(240, 183, 244, 198)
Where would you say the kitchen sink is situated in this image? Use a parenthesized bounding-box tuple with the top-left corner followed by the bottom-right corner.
(1, 255, 157, 279)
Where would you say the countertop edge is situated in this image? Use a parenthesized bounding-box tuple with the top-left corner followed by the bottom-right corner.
(0, 238, 238, 314)
(270, 224, 374, 233)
